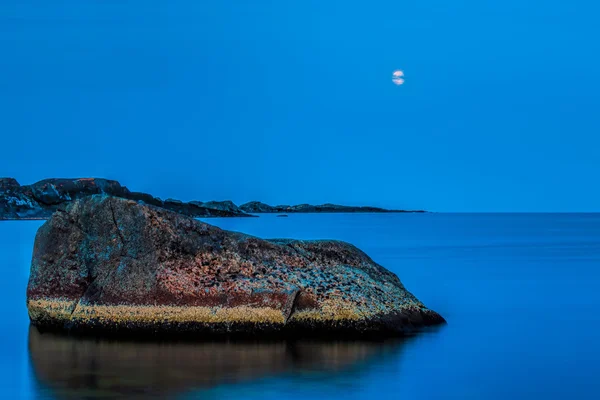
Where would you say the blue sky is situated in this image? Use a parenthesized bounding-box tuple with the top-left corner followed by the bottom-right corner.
(1, 1, 598, 211)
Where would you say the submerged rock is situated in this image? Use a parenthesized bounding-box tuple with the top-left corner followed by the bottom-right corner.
(27, 196, 444, 337)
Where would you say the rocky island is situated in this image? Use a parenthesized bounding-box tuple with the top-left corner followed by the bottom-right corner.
(27, 195, 444, 338)
(1, 177, 423, 220)
(239, 201, 425, 214)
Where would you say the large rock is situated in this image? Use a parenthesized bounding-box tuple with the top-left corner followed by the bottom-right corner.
(27, 196, 444, 337)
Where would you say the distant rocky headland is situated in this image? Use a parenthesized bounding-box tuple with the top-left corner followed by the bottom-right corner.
(0, 177, 424, 220)
(0, 178, 251, 220)
(239, 201, 425, 214)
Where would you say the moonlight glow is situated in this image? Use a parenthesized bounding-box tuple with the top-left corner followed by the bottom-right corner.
(392, 70, 404, 85)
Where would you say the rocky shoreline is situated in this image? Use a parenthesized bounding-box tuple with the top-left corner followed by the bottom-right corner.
(1, 177, 424, 220)
(26, 195, 444, 338)
(0, 177, 252, 220)
(239, 201, 425, 214)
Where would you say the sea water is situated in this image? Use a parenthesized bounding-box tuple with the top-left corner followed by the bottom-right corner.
(1, 213, 599, 399)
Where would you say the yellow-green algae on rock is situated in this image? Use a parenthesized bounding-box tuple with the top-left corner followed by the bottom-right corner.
(26, 195, 444, 337)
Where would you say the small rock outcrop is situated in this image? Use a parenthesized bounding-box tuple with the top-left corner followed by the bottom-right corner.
(239, 201, 278, 213)
(27, 196, 443, 337)
(240, 201, 425, 214)
(190, 200, 245, 215)
(0, 178, 20, 191)
(0, 178, 251, 219)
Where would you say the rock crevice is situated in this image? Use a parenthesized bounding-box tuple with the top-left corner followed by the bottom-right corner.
(109, 197, 127, 256)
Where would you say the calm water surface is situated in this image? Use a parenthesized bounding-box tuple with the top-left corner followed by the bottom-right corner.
(1, 213, 599, 399)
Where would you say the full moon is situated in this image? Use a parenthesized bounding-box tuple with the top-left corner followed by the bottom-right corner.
(392, 70, 404, 85)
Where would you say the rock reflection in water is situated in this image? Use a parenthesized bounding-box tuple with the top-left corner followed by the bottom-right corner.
(28, 326, 405, 399)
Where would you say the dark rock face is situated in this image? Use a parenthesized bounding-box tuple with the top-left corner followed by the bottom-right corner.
(27, 196, 443, 338)
(0, 178, 20, 191)
(240, 201, 425, 214)
(0, 178, 251, 220)
(126, 191, 164, 208)
(0, 191, 42, 219)
(29, 178, 128, 206)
